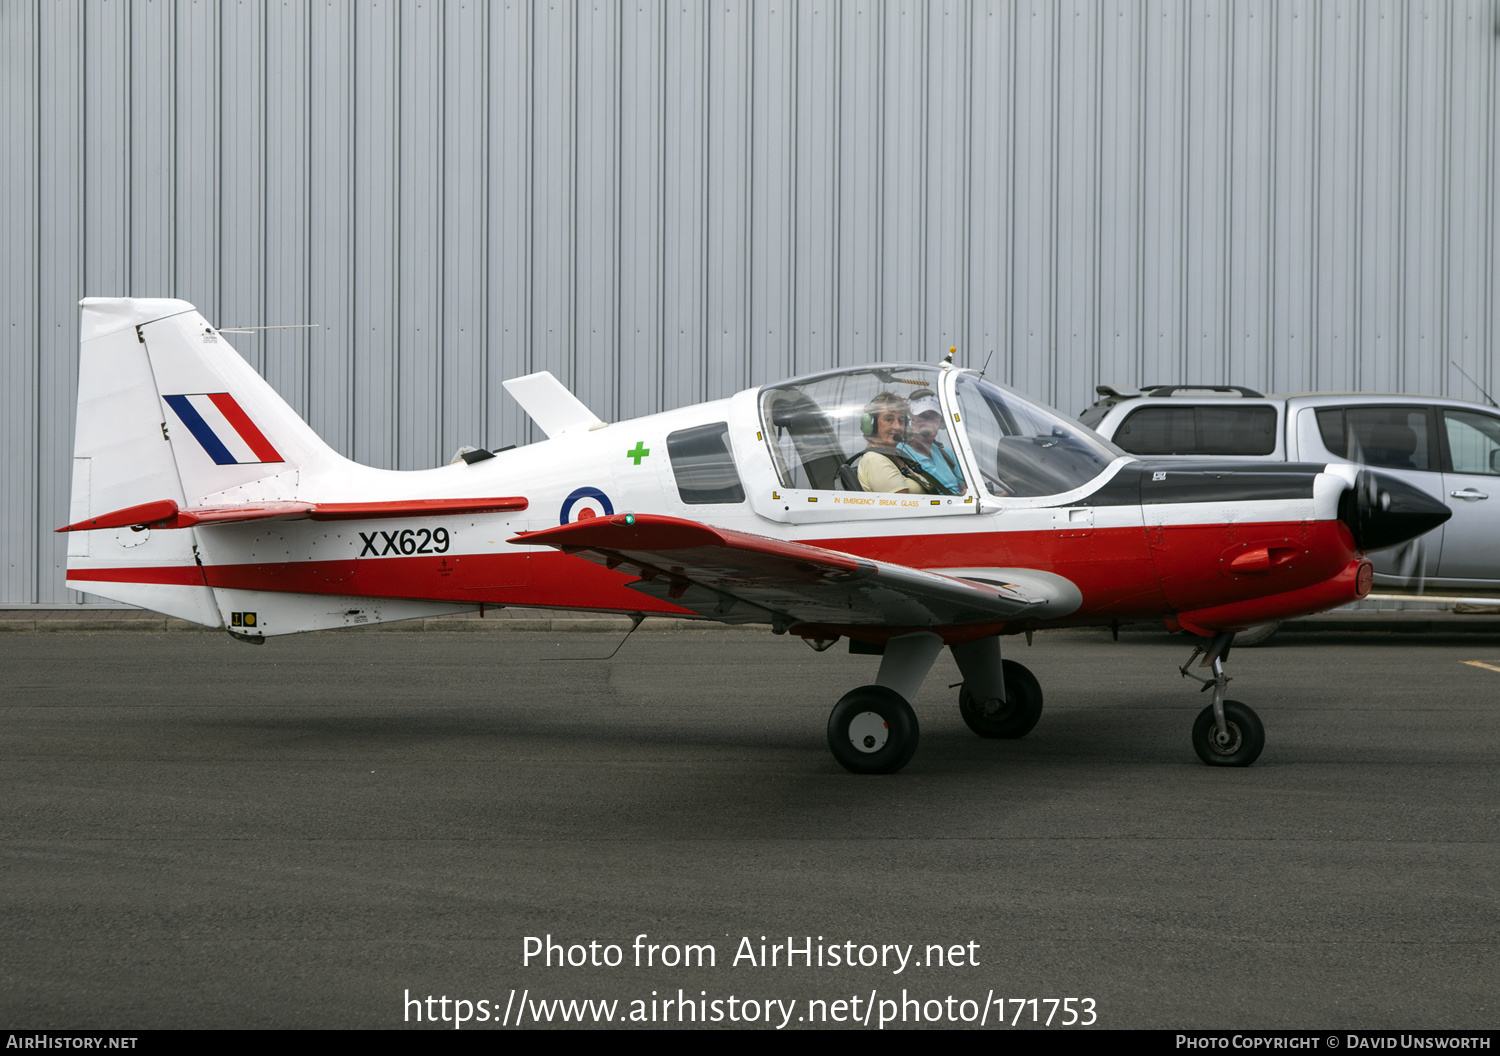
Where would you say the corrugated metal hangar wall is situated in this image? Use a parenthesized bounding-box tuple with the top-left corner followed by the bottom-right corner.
(3, 0, 1498, 606)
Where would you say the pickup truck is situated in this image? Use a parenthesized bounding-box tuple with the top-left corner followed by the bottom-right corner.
(1080, 386, 1500, 637)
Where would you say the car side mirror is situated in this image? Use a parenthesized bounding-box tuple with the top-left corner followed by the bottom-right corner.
(1490, 449, 1500, 473)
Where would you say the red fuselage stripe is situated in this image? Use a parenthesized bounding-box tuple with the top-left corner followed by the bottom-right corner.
(68, 564, 208, 586)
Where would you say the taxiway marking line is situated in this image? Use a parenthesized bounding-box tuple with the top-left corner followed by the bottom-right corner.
(1462, 661, 1500, 673)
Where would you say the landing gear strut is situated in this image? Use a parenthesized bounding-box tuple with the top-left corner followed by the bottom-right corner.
(826, 632, 1048, 774)
(826, 632, 941, 775)
(1179, 631, 1264, 766)
(957, 663, 1043, 738)
(951, 636, 1044, 739)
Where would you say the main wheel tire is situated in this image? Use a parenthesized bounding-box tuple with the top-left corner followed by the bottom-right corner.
(958, 659, 1044, 739)
(1192, 699, 1265, 767)
(827, 685, 920, 774)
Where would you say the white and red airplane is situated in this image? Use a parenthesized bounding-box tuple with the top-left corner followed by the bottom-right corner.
(59, 298, 1449, 773)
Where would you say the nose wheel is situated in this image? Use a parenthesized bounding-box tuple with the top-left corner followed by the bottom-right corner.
(1180, 632, 1264, 767)
(827, 685, 920, 774)
(1191, 699, 1265, 766)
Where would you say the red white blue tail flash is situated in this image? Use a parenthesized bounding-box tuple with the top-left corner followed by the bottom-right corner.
(163, 392, 284, 466)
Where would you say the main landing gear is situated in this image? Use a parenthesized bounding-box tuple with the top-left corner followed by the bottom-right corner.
(1179, 631, 1265, 767)
(826, 633, 1043, 774)
(827, 686, 920, 775)
(958, 660, 1043, 739)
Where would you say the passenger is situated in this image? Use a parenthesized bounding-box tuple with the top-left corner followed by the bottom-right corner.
(855, 392, 941, 494)
(897, 389, 964, 495)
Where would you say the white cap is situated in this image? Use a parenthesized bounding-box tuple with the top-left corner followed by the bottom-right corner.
(910, 394, 942, 419)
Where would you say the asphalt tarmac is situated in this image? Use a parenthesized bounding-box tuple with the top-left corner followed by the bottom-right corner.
(2, 626, 1496, 1030)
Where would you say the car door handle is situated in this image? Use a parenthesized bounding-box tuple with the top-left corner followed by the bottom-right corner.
(1450, 488, 1489, 501)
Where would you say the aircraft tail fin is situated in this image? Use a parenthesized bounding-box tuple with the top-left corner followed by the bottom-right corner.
(136, 302, 349, 502)
(65, 298, 350, 624)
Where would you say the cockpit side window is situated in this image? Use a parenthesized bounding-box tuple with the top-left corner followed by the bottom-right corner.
(764, 391, 845, 489)
(759, 368, 964, 495)
(667, 422, 746, 504)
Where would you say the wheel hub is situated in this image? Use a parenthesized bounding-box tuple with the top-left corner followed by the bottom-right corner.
(1209, 721, 1243, 754)
(847, 711, 889, 753)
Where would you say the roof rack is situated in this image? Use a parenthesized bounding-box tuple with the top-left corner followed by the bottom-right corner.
(1139, 384, 1265, 398)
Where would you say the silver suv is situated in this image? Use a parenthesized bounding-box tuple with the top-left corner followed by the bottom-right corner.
(1081, 386, 1500, 602)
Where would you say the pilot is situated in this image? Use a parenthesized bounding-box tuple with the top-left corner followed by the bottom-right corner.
(855, 392, 942, 494)
(896, 389, 965, 495)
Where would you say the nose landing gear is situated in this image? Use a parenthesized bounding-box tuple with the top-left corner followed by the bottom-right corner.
(1180, 631, 1265, 767)
(1191, 699, 1264, 765)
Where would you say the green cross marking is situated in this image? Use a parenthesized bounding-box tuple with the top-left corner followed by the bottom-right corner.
(626, 441, 651, 465)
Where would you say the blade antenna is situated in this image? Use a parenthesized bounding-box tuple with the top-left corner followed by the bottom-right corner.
(1450, 361, 1498, 409)
(543, 613, 646, 662)
(213, 323, 321, 335)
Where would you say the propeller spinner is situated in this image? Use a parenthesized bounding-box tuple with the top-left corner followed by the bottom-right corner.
(1339, 470, 1452, 553)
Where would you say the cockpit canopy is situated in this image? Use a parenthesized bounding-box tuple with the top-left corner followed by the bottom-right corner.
(758, 365, 1121, 499)
(761, 367, 947, 492)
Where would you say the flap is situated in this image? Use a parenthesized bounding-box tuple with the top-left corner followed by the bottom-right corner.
(511, 514, 1064, 630)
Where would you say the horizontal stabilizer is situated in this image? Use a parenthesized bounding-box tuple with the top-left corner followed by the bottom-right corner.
(59, 496, 529, 532)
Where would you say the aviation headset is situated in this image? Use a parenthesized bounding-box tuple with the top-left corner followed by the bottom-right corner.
(860, 392, 911, 437)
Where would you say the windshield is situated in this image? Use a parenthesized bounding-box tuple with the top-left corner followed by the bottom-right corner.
(954, 373, 1122, 497)
(759, 366, 968, 496)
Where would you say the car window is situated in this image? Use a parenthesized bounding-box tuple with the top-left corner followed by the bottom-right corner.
(1443, 410, 1500, 477)
(666, 422, 746, 504)
(1114, 405, 1277, 456)
(1314, 406, 1434, 471)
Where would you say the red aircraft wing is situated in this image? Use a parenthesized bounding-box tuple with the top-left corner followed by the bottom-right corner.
(511, 513, 1057, 631)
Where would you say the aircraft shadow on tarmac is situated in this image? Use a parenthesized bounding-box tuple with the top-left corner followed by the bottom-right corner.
(1240, 631, 1500, 649)
(185, 698, 1248, 770)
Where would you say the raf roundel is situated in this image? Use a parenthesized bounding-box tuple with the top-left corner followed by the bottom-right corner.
(558, 486, 615, 525)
